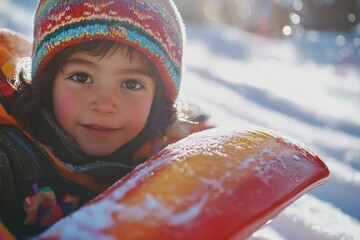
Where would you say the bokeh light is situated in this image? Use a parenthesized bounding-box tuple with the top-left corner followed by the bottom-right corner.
(348, 14, 356, 23)
(335, 35, 346, 47)
(289, 12, 301, 25)
(282, 25, 292, 36)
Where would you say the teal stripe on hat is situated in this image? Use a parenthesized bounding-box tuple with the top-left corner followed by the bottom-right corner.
(32, 23, 181, 94)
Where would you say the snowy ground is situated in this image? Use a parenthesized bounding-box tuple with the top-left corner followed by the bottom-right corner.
(181, 23, 360, 239)
(1, 1, 360, 239)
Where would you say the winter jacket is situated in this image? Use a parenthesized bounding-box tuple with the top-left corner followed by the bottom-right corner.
(0, 99, 113, 238)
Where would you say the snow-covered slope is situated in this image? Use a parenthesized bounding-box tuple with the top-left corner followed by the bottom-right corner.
(181, 23, 360, 239)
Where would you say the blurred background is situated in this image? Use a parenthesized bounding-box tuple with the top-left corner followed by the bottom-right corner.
(5, 0, 360, 32)
(1, 1, 360, 239)
(173, 0, 360, 65)
(175, 0, 360, 32)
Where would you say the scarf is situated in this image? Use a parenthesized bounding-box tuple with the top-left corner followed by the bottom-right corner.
(31, 108, 137, 184)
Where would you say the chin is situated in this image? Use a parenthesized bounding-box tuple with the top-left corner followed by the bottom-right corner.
(82, 146, 118, 157)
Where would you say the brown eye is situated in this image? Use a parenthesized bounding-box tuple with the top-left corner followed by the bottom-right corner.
(121, 79, 144, 90)
(68, 72, 92, 83)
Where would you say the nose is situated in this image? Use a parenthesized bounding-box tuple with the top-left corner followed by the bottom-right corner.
(90, 87, 118, 115)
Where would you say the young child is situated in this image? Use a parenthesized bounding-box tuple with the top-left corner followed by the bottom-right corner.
(0, 0, 210, 238)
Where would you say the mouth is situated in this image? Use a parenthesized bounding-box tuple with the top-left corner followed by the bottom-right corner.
(81, 124, 119, 137)
(83, 124, 116, 131)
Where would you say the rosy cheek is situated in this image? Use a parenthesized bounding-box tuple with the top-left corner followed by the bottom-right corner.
(128, 102, 152, 130)
(53, 91, 79, 127)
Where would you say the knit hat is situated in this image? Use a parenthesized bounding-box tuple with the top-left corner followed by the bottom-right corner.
(32, 0, 185, 101)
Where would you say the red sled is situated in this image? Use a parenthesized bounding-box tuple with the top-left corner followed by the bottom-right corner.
(18, 127, 331, 240)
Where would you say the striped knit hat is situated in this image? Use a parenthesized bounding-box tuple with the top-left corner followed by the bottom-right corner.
(32, 0, 185, 101)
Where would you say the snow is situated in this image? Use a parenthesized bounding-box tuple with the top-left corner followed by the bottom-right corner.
(1, 2, 360, 239)
(181, 23, 360, 240)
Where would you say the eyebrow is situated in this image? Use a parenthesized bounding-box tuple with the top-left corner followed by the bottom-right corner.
(65, 57, 95, 67)
(64, 57, 153, 77)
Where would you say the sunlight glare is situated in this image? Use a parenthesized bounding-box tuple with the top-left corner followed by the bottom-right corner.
(335, 35, 346, 47)
(282, 25, 292, 36)
(348, 14, 356, 23)
(293, 0, 304, 11)
(289, 12, 301, 25)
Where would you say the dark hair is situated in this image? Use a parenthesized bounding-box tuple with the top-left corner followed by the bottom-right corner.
(12, 40, 176, 156)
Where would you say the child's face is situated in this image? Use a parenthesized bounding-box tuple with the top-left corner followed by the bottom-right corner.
(52, 47, 156, 156)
